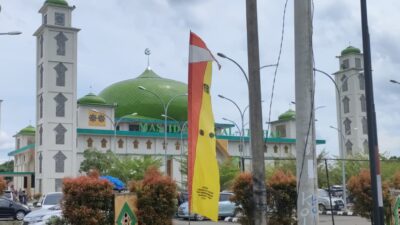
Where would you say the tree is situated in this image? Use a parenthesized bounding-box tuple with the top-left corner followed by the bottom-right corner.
(79, 149, 114, 174)
(0, 160, 14, 172)
(108, 156, 162, 183)
(219, 158, 240, 191)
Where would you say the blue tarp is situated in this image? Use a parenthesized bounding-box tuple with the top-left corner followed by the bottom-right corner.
(100, 176, 125, 191)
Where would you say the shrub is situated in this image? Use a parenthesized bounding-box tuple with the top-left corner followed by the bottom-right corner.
(129, 167, 177, 225)
(391, 171, 400, 189)
(46, 216, 68, 225)
(347, 169, 393, 224)
(0, 177, 6, 195)
(267, 170, 297, 225)
(231, 172, 255, 225)
(62, 174, 114, 225)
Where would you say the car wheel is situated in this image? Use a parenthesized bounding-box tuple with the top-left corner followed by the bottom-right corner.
(318, 204, 326, 212)
(15, 210, 26, 221)
(195, 214, 204, 221)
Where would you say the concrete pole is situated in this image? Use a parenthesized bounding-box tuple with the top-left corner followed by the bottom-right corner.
(295, 0, 318, 224)
(246, 0, 267, 224)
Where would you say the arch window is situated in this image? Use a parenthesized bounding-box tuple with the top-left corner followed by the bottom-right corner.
(118, 139, 124, 148)
(101, 139, 107, 148)
(175, 141, 181, 151)
(133, 140, 139, 149)
(363, 140, 369, 154)
(39, 126, 43, 145)
(360, 95, 366, 112)
(39, 64, 43, 89)
(39, 95, 43, 118)
(345, 140, 353, 155)
(342, 96, 350, 113)
(284, 145, 289, 154)
(358, 73, 365, 90)
(53, 151, 67, 173)
(341, 75, 348, 92)
(39, 152, 43, 173)
(54, 93, 67, 117)
(362, 117, 368, 134)
(343, 118, 352, 135)
(54, 62, 67, 87)
(146, 140, 152, 150)
(273, 145, 278, 153)
(87, 138, 93, 148)
(54, 124, 67, 145)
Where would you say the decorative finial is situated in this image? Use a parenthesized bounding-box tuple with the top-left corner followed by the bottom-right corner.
(145, 48, 151, 69)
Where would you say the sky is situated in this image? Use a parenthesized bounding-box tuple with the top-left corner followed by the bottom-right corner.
(0, 0, 399, 163)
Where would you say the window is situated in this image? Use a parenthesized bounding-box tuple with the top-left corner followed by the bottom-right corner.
(345, 140, 353, 155)
(101, 139, 107, 148)
(358, 73, 365, 90)
(163, 141, 168, 150)
(53, 151, 67, 173)
(87, 138, 93, 148)
(343, 118, 352, 135)
(342, 96, 350, 113)
(43, 14, 47, 25)
(341, 75, 348, 92)
(133, 140, 139, 149)
(273, 145, 278, 153)
(39, 64, 43, 88)
(54, 124, 67, 145)
(39, 126, 43, 145)
(360, 95, 366, 112)
(175, 141, 180, 151)
(275, 125, 287, 137)
(118, 139, 124, 148)
(362, 117, 368, 134)
(264, 144, 267, 153)
(54, 32, 68, 56)
(39, 152, 43, 173)
(363, 140, 369, 154)
(17, 139, 20, 150)
(129, 124, 139, 131)
(146, 140, 152, 150)
(342, 59, 349, 69)
(54, 12, 65, 26)
(284, 145, 289, 154)
(355, 58, 361, 69)
(39, 35, 43, 58)
(39, 95, 43, 118)
(54, 93, 67, 117)
(54, 63, 67, 87)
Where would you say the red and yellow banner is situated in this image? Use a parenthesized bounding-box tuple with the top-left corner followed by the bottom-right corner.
(188, 32, 220, 222)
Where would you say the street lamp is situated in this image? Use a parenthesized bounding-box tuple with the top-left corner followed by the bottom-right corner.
(314, 68, 362, 212)
(90, 109, 137, 153)
(138, 85, 187, 174)
(0, 31, 22, 35)
(390, 80, 400, 85)
(222, 117, 245, 171)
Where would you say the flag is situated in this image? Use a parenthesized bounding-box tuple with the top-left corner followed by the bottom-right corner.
(188, 31, 220, 222)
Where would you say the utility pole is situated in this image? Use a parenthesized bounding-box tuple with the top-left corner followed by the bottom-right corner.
(246, 0, 267, 224)
(360, 0, 384, 224)
(295, 0, 318, 224)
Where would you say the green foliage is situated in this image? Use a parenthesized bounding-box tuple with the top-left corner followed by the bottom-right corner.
(0, 160, 14, 172)
(178, 156, 188, 189)
(45, 216, 68, 225)
(265, 157, 296, 181)
(108, 155, 162, 183)
(219, 158, 240, 191)
(129, 167, 177, 225)
(62, 173, 114, 225)
(347, 169, 393, 223)
(231, 172, 255, 225)
(79, 149, 114, 174)
(267, 170, 297, 225)
(80, 149, 162, 183)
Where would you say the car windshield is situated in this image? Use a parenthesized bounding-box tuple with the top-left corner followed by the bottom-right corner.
(43, 193, 62, 205)
(219, 193, 232, 202)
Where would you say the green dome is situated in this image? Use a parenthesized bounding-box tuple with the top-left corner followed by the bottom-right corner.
(341, 46, 361, 56)
(78, 93, 108, 105)
(99, 69, 188, 120)
(18, 125, 36, 136)
(278, 109, 296, 121)
(45, 0, 69, 6)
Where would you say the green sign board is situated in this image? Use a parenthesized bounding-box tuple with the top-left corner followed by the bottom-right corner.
(117, 202, 137, 225)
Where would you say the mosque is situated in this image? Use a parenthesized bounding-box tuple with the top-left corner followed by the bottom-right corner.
(13, 0, 376, 195)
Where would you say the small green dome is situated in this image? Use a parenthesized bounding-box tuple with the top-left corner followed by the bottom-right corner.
(78, 93, 108, 105)
(45, 0, 69, 6)
(341, 46, 361, 56)
(278, 109, 296, 121)
(18, 125, 36, 135)
(99, 69, 188, 120)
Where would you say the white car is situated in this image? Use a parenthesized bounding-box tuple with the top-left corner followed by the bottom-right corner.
(23, 204, 62, 225)
(36, 192, 63, 209)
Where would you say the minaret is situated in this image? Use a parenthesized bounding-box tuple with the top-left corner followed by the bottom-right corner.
(334, 46, 368, 157)
(34, 0, 79, 193)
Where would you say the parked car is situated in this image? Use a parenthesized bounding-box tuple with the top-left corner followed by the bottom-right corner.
(23, 204, 62, 225)
(177, 192, 238, 221)
(318, 189, 344, 212)
(0, 197, 31, 220)
(2, 190, 16, 202)
(36, 192, 63, 209)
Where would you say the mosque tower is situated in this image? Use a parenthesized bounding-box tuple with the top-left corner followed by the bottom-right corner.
(34, 0, 79, 193)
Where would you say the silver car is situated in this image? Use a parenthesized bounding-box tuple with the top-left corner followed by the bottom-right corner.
(318, 189, 344, 212)
(23, 204, 62, 225)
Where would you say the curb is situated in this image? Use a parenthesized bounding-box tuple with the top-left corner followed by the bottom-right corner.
(224, 211, 357, 222)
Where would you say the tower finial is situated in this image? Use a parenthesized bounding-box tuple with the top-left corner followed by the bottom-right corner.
(145, 48, 151, 69)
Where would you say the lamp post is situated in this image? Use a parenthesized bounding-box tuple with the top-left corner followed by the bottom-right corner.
(390, 80, 400, 85)
(90, 109, 137, 153)
(0, 31, 22, 35)
(222, 117, 245, 171)
(138, 85, 187, 174)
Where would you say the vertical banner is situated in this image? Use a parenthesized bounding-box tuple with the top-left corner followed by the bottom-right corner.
(187, 32, 220, 221)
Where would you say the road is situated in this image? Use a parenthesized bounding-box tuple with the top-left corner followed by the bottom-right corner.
(173, 215, 371, 225)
